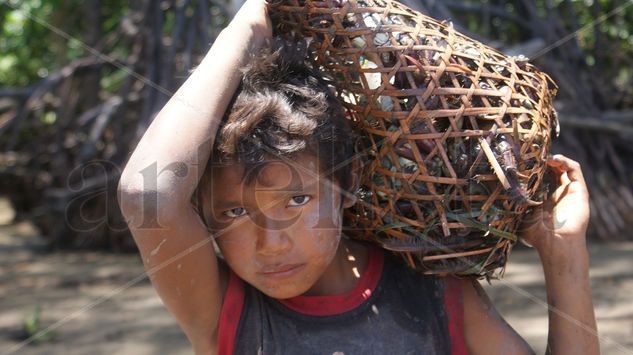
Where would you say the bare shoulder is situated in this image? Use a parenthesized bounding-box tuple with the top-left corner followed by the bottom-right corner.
(459, 278, 536, 355)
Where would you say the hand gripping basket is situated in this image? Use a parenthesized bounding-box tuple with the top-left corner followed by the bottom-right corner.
(269, 0, 559, 278)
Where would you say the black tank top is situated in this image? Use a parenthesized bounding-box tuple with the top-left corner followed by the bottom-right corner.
(217, 243, 467, 354)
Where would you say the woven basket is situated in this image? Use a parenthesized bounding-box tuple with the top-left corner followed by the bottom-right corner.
(269, 0, 558, 279)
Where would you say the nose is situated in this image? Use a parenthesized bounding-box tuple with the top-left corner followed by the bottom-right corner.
(254, 217, 293, 256)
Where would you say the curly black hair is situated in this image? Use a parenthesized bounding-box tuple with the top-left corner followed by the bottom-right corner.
(195, 38, 361, 225)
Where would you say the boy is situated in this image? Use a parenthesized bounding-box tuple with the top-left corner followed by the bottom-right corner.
(117, 0, 599, 353)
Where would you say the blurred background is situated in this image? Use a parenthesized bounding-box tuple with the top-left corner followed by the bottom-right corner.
(0, 0, 632, 354)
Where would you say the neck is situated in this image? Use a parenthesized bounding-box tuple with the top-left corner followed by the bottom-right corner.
(301, 238, 369, 296)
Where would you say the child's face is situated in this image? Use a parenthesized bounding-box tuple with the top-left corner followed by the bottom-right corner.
(203, 152, 349, 299)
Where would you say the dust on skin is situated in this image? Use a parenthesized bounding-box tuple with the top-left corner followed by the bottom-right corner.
(150, 238, 167, 256)
(299, 172, 351, 291)
(309, 169, 344, 253)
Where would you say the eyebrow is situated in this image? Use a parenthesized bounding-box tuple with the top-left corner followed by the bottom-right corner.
(212, 181, 315, 210)
(255, 180, 308, 192)
(213, 200, 243, 211)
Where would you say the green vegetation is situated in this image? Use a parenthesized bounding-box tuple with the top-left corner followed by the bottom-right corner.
(23, 304, 58, 344)
(451, 0, 633, 109)
(0, 0, 127, 87)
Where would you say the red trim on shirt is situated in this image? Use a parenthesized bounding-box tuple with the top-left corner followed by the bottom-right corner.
(443, 276, 468, 355)
(217, 268, 245, 355)
(276, 245, 384, 316)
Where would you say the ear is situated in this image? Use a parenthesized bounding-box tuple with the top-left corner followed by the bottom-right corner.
(341, 156, 363, 209)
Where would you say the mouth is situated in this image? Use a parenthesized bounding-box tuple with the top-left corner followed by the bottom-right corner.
(258, 264, 305, 278)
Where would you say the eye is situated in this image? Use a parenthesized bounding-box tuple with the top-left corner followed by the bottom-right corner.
(224, 207, 247, 218)
(288, 195, 311, 207)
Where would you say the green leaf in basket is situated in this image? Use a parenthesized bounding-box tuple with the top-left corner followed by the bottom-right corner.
(456, 258, 488, 276)
(446, 212, 517, 242)
(377, 220, 410, 232)
(448, 207, 518, 221)
(376, 191, 389, 201)
(401, 217, 439, 239)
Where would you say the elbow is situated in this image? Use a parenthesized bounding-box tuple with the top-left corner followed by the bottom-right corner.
(117, 173, 144, 219)
(117, 179, 146, 230)
(118, 162, 192, 220)
(117, 178, 180, 228)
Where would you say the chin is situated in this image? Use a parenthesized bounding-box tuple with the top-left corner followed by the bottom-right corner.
(256, 280, 311, 300)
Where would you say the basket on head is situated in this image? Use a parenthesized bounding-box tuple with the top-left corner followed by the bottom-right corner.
(269, 0, 559, 279)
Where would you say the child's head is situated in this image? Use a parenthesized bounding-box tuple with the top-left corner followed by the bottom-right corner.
(195, 39, 362, 298)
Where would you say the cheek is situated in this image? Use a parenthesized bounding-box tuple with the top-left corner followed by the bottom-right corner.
(298, 190, 344, 253)
(316, 230, 341, 255)
(216, 234, 251, 250)
(216, 234, 255, 265)
(311, 186, 343, 229)
(300, 209, 341, 254)
(302, 206, 320, 229)
(293, 201, 340, 243)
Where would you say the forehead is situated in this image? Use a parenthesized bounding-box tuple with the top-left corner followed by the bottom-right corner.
(208, 152, 327, 194)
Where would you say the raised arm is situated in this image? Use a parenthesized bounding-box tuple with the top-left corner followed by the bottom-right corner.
(520, 155, 599, 355)
(463, 154, 599, 355)
(116, 1, 271, 353)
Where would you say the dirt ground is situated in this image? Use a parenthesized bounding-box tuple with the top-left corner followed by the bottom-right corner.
(0, 197, 632, 355)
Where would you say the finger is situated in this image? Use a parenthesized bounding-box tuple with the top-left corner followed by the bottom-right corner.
(551, 177, 570, 203)
(546, 158, 566, 180)
(550, 154, 586, 184)
(545, 159, 570, 189)
(560, 170, 571, 186)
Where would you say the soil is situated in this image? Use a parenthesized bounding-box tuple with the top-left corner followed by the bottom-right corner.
(0, 197, 631, 354)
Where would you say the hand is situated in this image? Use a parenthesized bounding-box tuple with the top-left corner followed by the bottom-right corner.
(517, 154, 590, 255)
(228, 0, 273, 42)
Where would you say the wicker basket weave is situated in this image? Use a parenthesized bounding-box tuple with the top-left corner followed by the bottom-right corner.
(269, 0, 559, 278)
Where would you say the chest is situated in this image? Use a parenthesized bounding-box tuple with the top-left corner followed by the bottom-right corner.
(234, 262, 452, 354)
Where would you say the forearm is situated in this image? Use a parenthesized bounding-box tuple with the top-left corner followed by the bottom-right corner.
(139, 217, 220, 353)
(119, 9, 269, 205)
(539, 239, 599, 355)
